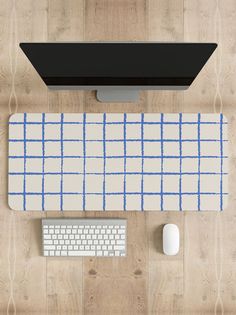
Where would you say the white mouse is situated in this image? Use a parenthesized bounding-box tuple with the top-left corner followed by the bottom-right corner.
(163, 224, 179, 255)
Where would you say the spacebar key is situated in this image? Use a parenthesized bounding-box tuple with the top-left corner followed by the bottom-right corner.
(68, 251, 95, 256)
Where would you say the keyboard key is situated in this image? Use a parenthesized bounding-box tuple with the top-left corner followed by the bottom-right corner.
(97, 251, 103, 256)
(45, 245, 55, 250)
(44, 240, 53, 245)
(114, 245, 125, 250)
(118, 229, 125, 234)
(116, 240, 125, 245)
(44, 251, 49, 256)
(68, 251, 96, 256)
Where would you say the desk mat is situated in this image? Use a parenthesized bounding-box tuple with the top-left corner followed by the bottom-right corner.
(8, 113, 228, 211)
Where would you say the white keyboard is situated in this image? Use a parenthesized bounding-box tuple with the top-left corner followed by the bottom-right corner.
(42, 218, 127, 257)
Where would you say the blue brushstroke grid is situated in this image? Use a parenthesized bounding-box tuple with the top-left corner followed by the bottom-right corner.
(8, 113, 228, 211)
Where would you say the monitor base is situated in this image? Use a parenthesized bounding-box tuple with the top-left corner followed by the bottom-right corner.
(96, 89, 139, 103)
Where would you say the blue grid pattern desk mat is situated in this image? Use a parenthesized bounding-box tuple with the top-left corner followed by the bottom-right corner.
(8, 113, 228, 211)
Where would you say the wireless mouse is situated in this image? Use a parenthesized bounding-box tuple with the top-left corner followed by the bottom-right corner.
(163, 224, 179, 255)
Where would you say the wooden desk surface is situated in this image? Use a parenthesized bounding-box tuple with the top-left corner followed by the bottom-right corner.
(0, 0, 236, 314)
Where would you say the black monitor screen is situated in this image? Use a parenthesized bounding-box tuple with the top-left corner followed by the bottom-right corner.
(20, 42, 217, 86)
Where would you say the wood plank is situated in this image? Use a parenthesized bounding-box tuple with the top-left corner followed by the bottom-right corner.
(147, 0, 184, 113)
(84, 0, 148, 113)
(46, 1, 85, 314)
(47, 0, 85, 114)
(183, 0, 236, 313)
(0, 0, 48, 314)
(83, 1, 148, 314)
(148, 212, 184, 314)
(83, 211, 148, 315)
(147, 1, 184, 313)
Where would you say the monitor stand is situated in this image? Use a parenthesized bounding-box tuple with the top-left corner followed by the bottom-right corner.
(96, 89, 139, 103)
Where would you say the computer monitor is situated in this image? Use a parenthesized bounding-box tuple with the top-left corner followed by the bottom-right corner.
(20, 42, 217, 102)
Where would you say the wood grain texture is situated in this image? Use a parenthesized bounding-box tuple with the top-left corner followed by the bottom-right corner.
(0, 0, 236, 314)
(46, 1, 84, 314)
